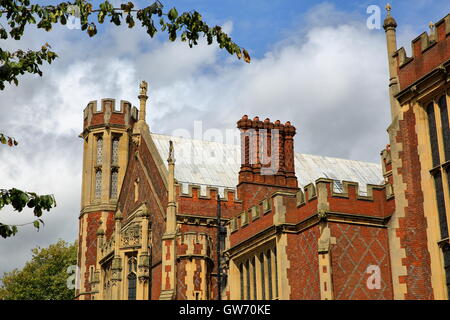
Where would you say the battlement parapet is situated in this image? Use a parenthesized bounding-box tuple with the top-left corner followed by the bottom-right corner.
(83, 98, 138, 129)
(393, 14, 450, 90)
(177, 183, 241, 203)
(293, 178, 393, 208)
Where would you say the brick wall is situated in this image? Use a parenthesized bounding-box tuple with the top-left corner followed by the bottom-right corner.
(394, 107, 434, 299)
(396, 16, 450, 90)
(286, 227, 321, 299)
(330, 223, 393, 299)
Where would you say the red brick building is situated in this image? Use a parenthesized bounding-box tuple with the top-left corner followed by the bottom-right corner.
(76, 9, 450, 300)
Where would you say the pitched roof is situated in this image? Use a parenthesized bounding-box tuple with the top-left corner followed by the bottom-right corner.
(151, 133, 383, 195)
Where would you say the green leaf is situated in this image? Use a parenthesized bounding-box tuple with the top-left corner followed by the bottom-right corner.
(168, 7, 178, 21)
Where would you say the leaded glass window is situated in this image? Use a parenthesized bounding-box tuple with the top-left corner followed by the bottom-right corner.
(127, 256, 137, 300)
(274, 247, 278, 298)
(127, 272, 136, 300)
(245, 260, 250, 300)
(260, 253, 265, 300)
(95, 170, 102, 199)
(96, 137, 103, 166)
(433, 171, 449, 239)
(438, 95, 450, 161)
(252, 257, 257, 300)
(239, 263, 244, 300)
(427, 102, 440, 167)
(111, 170, 118, 198)
(426, 96, 450, 298)
(267, 250, 272, 300)
(112, 138, 119, 166)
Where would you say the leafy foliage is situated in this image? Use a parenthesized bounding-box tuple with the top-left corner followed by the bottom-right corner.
(0, 188, 56, 238)
(0, 44, 57, 90)
(1, 132, 56, 238)
(0, 0, 250, 89)
(0, 239, 77, 300)
(0, 132, 18, 146)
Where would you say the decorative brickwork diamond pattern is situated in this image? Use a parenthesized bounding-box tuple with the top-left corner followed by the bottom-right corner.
(287, 227, 320, 299)
(331, 223, 393, 300)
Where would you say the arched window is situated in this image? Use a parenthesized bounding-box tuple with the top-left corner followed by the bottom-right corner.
(127, 272, 137, 300)
(239, 263, 244, 300)
(251, 257, 256, 300)
(273, 247, 278, 298)
(259, 252, 265, 300)
(266, 250, 272, 300)
(438, 95, 450, 161)
(112, 138, 120, 166)
(426, 96, 450, 297)
(95, 170, 102, 199)
(96, 137, 103, 165)
(111, 170, 118, 198)
(245, 260, 250, 300)
(427, 102, 440, 167)
(127, 256, 137, 300)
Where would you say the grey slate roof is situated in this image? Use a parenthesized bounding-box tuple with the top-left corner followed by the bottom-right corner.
(151, 133, 384, 196)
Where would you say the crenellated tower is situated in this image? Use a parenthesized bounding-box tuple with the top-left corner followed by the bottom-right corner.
(384, 4, 450, 300)
(76, 98, 138, 299)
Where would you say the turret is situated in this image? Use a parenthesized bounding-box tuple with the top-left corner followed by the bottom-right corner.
(76, 85, 141, 300)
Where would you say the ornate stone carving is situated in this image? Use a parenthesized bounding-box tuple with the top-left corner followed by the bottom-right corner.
(132, 134, 141, 147)
(121, 223, 142, 247)
(138, 254, 151, 282)
(318, 210, 328, 222)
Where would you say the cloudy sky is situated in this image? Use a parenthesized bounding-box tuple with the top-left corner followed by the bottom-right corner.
(1, 0, 449, 276)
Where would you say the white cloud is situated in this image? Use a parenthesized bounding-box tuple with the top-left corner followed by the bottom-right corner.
(0, 3, 397, 274)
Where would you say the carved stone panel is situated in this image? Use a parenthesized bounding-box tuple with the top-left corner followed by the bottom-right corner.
(121, 222, 142, 248)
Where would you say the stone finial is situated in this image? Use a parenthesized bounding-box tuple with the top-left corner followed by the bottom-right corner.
(168, 140, 175, 164)
(429, 22, 436, 40)
(140, 206, 150, 217)
(429, 21, 435, 30)
(139, 80, 148, 97)
(115, 209, 123, 221)
(138, 81, 149, 123)
(383, 3, 397, 30)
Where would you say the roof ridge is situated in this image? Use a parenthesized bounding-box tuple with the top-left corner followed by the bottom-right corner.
(150, 132, 380, 166)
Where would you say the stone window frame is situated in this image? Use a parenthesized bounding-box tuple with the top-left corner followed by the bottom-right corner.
(233, 239, 278, 300)
(425, 92, 450, 297)
(126, 252, 138, 300)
